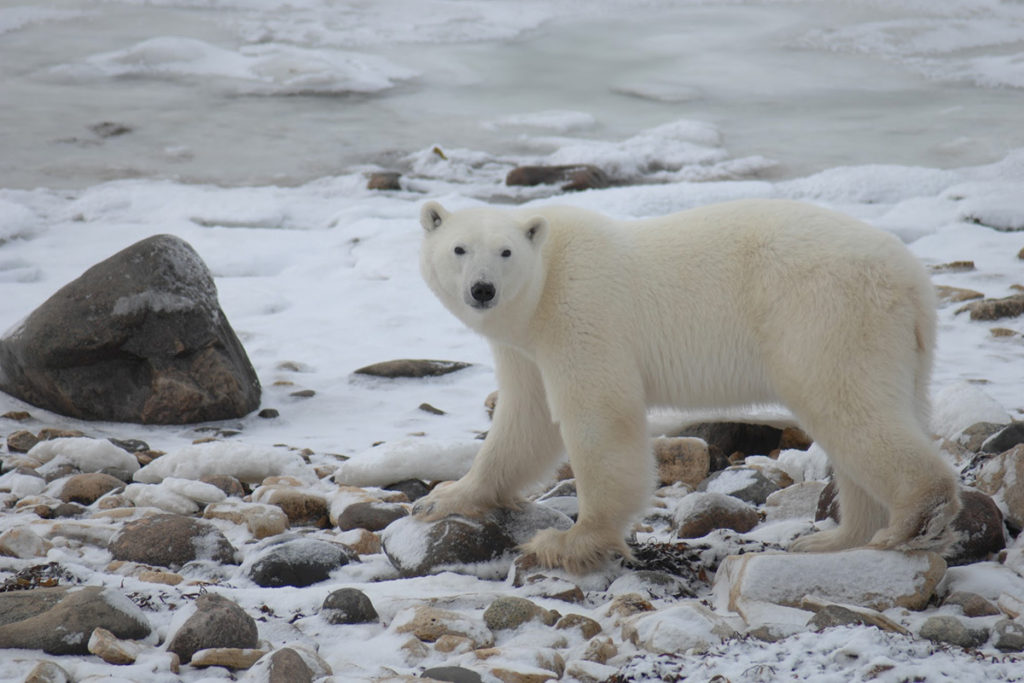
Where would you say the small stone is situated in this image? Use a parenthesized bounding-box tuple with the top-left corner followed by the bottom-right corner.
(930, 260, 976, 273)
(554, 614, 602, 639)
(87, 626, 142, 664)
(336, 500, 408, 531)
(205, 501, 289, 539)
(994, 618, 1024, 652)
(383, 478, 430, 502)
(945, 488, 1006, 566)
(653, 437, 709, 488)
(391, 605, 493, 648)
(367, 171, 402, 191)
(190, 647, 268, 669)
(420, 666, 484, 683)
(321, 587, 378, 625)
(200, 474, 246, 497)
(419, 402, 446, 415)
(57, 472, 125, 505)
(957, 293, 1024, 321)
(778, 427, 813, 451)
(7, 430, 40, 452)
(2, 411, 31, 420)
(674, 491, 760, 538)
(108, 514, 237, 568)
(245, 536, 358, 587)
(23, 660, 71, 683)
(505, 164, 608, 191)
(138, 570, 183, 586)
(581, 636, 617, 664)
(354, 359, 472, 378)
(935, 285, 985, 304)
(605, 593, 655, 620)
(251, 485, 329, 527)
(483, 597, 556, 631)
(166, 593, 258, 664)
(992, 327, 1017, 337)
(919, 615, 989, 649)
(698, 466, 779, 505)
(0, 527, 53, 559)
(258, 408, 280, 418)
(942, 591, 1001, 617)
(806, 603, 909, 635)
(982, 422, 1024, 454)
(90, 121, 132, 138)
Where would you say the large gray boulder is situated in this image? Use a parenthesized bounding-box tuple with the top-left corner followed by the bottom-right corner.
(0, 234, 260, 424)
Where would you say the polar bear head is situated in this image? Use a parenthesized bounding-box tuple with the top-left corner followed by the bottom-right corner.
(419, 201, 548, 332)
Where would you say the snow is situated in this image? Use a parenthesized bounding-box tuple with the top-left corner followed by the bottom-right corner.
(1, 1, 1024, 681)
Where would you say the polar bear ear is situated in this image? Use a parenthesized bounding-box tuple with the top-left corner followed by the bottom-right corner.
(523, 216, 548, 247)
(420, 201, 448, 232)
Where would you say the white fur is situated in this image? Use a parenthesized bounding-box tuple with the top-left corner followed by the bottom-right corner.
(415, 198, 961, 573)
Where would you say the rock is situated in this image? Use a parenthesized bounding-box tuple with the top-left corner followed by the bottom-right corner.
(201, 474, 246, 497)
(391, 605, 493, 648)
(321, 587, 379, 625)
(353, 359, 471, 378)
(7, 429, 39, 452)
(673, 491, 760, 539)
(245, 535, 358, 587)
(621, 602, 736, 655)
(0, 234, 260, 424)
(942, 591, 1001, 617)
(945, 488, 1006, 565)
(107, 513, 237, 568)
(713, 549, 946, 614)
(0, 527, 52, 559)
(87, 626, 142, 664)
(675, 422, 784, 459)
(0, 586, 150, 655)
(653, 437, 709, 487)
(994, 618, 1024, 652)
(607, 570, 694, 600)
(383, 478, 430, 502)
(803, 600, 909, 635)
(191, 647, 269, 669)
(935, 285, 985, 304)
(421, 666, 484, 683)
(919, 615, 989, 649)
(982, 423, 1024, 453)
(698, 466, 780, 505)
(336, 500, 409, 531)
(27, 437, 139, 480)
(483, 597, 556, 631)
(765, 481, 827, 521)
(974, 444, 1024, 528)
(367, 171, 402, 191)
(380, 503, 573, 578)
(815, 479, 840, 521)
(204, 501, 290, 539)
(251, 485, 330, 527)
(259, 648, 314, 682)
(555, 614, 602, 639)
(958, 422, 1007, 452)
(166, 593, 258, 664)
(505, 164, 609, 191)
(957, 293, 1024, 321)
(23, 660, 71, 683)
(57, 472, 125, 504)
(604, 593, 656, 620)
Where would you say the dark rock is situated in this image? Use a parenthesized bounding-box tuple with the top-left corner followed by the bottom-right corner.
(919, 615, 989, 649)
(674, 422, 784, 458)
(108, 438, 149, 453)
(994, 618, 1024, 652)
(0, 586, 150, 655)
(505, 164, 609, 191)
(321, 587, 378, 625)
(383, 478, 430, 502)
(366, 172, 402, 191)
(942, 592, 1001, 617)
(418, 402, 445, 415)
(167, 593, 258, 664)
(957, 293, 1024, 321)
(246, 536, 358, 587)
(267, 647, 314, 683)
(698, 467, 780, 505)
(815, 479, 839, 522)
(57, 472, 125, 505)
(0, 235, 261, 424)
(982, 422, 1024, 454)
(90, 121, 132, 138)
(945, 488, 1006, 565)
(108, 514, 237, 568)
(421, 666, 484, 683)
(381, 503, 573, 578)
(674, 492, 760, 539)
(259, 408, 280, 418)
(290, 389, 315, 398)
(201, 474, 246, 498)
(50, 502, 87, 518)
(336, 501, 408, 532)
(6, 430, 39, 453)
(353, 359, 471, 378)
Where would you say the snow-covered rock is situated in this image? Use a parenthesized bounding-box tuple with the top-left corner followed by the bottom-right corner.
(621, 601, 737, 655)
(332, 438, 480, 487)
(133, 442, 312, 484)
(28, 438, 139, 480)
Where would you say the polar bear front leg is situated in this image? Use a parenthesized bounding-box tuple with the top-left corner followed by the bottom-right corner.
(413, 344, 563, 521)
(522, 377, 652, 573)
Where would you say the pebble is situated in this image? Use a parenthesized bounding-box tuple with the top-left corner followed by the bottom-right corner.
(321, 587, 379, 625)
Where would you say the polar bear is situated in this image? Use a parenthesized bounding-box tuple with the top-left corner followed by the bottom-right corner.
(413, 198, 960, 573)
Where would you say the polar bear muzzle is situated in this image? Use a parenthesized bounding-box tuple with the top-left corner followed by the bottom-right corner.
(468, 280, 497, 308)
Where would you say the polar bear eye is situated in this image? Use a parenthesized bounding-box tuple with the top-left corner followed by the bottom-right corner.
(501, 249, 512, 258)
(454, 246, 466, 255)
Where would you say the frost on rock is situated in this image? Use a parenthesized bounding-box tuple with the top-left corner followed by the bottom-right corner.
(333, 439, 480, 487)
(134, 442, 311, 485)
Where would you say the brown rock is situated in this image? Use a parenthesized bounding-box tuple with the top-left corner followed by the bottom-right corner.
(167, 594, 258, 664)
(674, 491, 760, 538)
(505, 164, 609, 191)
(201, 474, 246, 497)
(108, 513, 237, 568)
(353, 358, 471, 378)
(653, 437, 709, 487)
(87, 626, 142, 664)
(957, 293, 1024, 321)
(57, 472, 125, 505)
(674, 422, 784, 459)
(935, 285, 985, 304)
(190, 647, 269, 669)
(945, 488, 1006, 565)
(251, 486, 329, 527)
(6, 430, 39, 453)
(555, 614, 602, 639)
(929, 261, 976, 273)
(366, 172, 401, 191)
(392, 605, 493, 648)
(942, 591, 1001, 617)
(778, 427, 813, 451)
(0, 235, 260, 424)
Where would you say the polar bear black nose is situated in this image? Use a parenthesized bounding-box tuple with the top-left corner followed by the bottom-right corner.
(471, 281, 496, 304)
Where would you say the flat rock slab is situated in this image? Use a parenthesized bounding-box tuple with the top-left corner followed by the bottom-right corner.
(0, 234, 260, 424)
(712, 549, 946, 614)
(0, 586, 150, 655)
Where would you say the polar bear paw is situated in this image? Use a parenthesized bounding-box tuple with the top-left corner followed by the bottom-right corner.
(521, 526, 631, 575)
(789, 527, 857, 553)
(410, 480, 495, 522)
